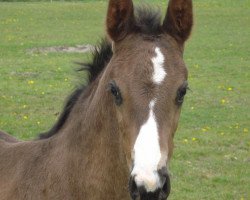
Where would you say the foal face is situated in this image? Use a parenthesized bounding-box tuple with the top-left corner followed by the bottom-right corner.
(106, 0, 193, 199)
(109, 35, 188, 198)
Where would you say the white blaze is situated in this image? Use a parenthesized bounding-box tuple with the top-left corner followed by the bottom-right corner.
(131, 47, 167, 192)
(132, 101, 161, 192)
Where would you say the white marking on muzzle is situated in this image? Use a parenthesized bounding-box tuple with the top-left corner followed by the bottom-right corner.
(131, 101, 162, 192)
(152, 47, 166, 84)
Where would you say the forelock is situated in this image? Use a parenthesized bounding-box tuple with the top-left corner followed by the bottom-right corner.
(134, 6, 162, 36)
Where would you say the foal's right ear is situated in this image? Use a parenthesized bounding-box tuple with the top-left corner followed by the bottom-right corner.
(106, 0, 134, 42)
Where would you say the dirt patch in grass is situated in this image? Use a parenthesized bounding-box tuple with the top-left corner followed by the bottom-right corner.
(27, 44, 94, 54)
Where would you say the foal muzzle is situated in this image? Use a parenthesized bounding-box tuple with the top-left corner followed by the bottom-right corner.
(129, 167, 171, 200)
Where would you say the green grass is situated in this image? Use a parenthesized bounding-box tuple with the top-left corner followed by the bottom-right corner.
(0, 0, 249, 199)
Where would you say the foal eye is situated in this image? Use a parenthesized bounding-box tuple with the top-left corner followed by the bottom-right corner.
(176, 86, 188, 105)
(108, 80, 123, 106)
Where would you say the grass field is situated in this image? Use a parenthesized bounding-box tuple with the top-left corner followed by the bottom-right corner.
(0, 0, 249, 199)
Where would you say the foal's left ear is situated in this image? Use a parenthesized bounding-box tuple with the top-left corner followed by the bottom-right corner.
(106, 0, 134, 42)
(162, 0, 193, 44)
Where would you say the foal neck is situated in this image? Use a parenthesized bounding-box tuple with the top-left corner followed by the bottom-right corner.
(56, 79, 130, 199)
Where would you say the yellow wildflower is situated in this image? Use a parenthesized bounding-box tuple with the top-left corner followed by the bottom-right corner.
(202, 128, 207, 132)
(28, 80, 34, 85)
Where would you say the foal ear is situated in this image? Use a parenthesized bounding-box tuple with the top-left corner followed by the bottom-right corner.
(162, 0, 193, 44)
(106, 0, 134, 41)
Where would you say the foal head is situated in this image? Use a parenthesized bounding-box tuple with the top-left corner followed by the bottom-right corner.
(103, 0, 193, 199)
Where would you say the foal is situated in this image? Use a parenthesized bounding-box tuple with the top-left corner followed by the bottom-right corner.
(0, 0, 193, 199)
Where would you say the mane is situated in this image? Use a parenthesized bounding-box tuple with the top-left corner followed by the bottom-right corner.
(38, 5, 161, 139)
(38, 39, 113, 139)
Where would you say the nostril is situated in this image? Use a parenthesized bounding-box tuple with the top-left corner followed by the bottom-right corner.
(129, 177, 139, 200)
(159, 174, 171, 200)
